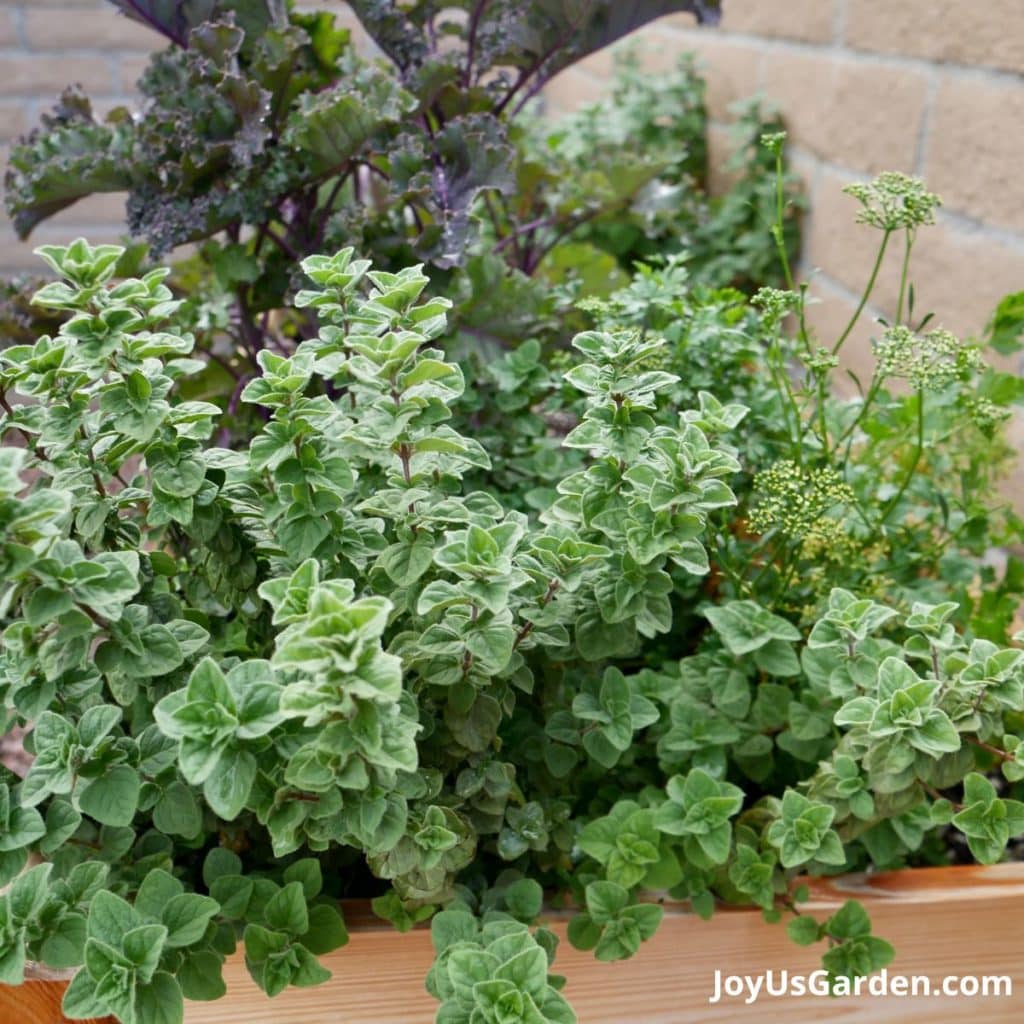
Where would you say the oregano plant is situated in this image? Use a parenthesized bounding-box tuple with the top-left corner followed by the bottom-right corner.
(1, 162, 1024, 1021)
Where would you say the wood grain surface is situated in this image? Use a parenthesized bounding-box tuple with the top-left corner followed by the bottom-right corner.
(0, 977, 113, 1023)
(5, 864, 1023, 1024)
(186, 864, 1024, 1023)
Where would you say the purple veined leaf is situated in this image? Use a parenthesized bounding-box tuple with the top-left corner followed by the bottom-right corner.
(107, 1, 288, 48)
(513, 0, 723, 70)
(499, 0, 723, 113)
(347, 1, 721, 99)
(108, 0, 219, 47)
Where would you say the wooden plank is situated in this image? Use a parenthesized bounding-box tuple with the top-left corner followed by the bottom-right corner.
(0, 978, 113, 1024)
(184, 863, 1024, 1023)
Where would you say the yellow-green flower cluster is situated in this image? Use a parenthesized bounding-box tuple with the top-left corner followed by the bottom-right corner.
(748, 460, 854, 540)
(761, 131, 787, 155)
(802, 346, 839, 375)
(844, 172, 941, 231)
(961, 395, 1010, 436)
(799, 517, 858, 568)
(874, 325, 981, 391)
(752, 286, 799, 328)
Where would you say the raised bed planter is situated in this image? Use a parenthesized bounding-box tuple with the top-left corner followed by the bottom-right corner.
(6, 864, 1024, 1024)
(0, 964, 112, 1024)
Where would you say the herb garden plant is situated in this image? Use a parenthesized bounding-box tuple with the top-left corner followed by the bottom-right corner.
(1, 0, 796, 367)
(3, 146, 1024, 1022)
(2, 2, 1024, 1022)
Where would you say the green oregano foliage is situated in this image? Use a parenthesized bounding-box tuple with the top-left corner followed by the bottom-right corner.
(427, 909, 573, 1024)
(566, 881, 663, 963)
(786, 900, 894, 987)
(1, 231, 1023, 1024)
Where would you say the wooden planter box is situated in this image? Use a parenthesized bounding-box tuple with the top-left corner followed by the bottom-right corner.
(6, 864, 1024, 1023)
(0, 965, 112, 1024)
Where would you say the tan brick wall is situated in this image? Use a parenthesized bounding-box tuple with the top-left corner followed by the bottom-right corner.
(845, 0, 1024, 74)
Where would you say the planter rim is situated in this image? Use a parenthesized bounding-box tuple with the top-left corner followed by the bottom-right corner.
(10, 863, 1024, 983)
(9, 863, 1024, 1024)
(8, 864, 1024, 952)
(334, 861, 1024, 930)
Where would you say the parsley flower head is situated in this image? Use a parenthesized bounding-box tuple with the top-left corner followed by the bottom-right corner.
(752, 287, 799, 328)
(802, 347, 839, 375)
(874, 325, 981, 390)
(843, 172, 941, 231)
(748, 460, 854, 540)
(961, 395, 1010, 436)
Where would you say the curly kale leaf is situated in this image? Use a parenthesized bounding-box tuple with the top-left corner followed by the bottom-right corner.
(281, 68, 417, 175)
(3, 89, 133, 239)
(390, 115, 515, 267)
(123, 21, 274, 250)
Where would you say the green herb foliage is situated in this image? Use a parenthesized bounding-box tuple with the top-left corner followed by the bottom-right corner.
(2, 4, 797, 416)
(2, 152, 1024, 1023)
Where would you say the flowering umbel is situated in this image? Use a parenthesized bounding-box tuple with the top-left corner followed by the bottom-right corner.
(748, 460, 854, 541)
(843, 172, 941, 231)
(874, 325, 981, 391)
